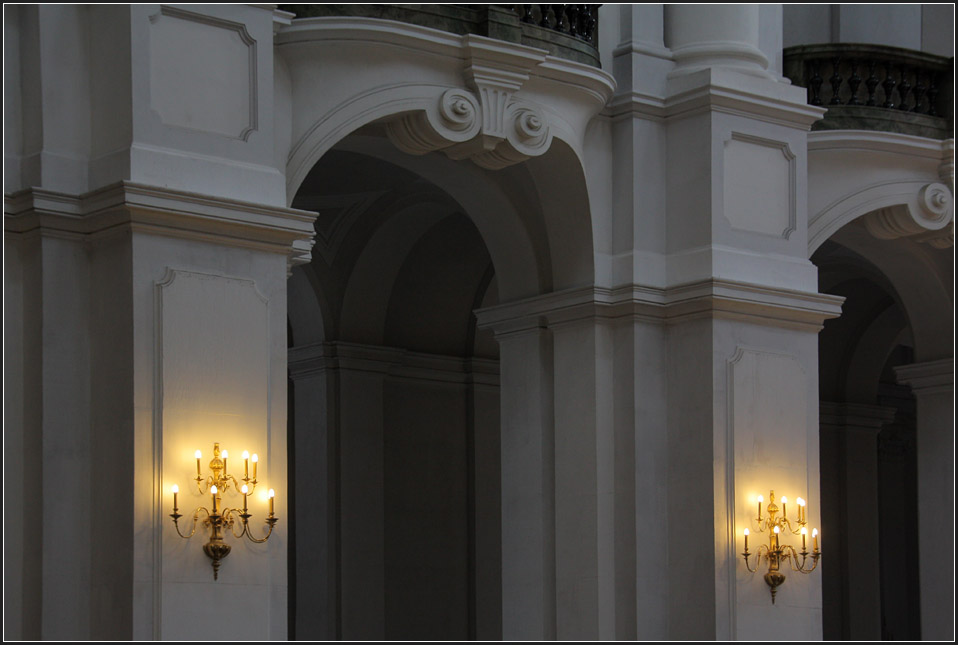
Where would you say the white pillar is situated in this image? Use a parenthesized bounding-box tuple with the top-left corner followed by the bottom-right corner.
(895, 359, 954, 641)
(550, 316, 616, 640)
(495, 326, 556, 640)
(664, 4, 771, 78)
(657, 5, 835, 639)
(287, 343, 339, 640)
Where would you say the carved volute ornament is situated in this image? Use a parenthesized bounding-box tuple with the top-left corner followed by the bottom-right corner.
(863, 181, 954, 248)
(385, 37, 554, 170)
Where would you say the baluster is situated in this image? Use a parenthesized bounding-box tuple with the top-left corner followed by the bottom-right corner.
(566, 5, 580, 37)
(552, 4, 565, 33)
(580, 5, 595, 43)
(538, 4, 552, 28)
(897, 66, 912, 110)
(911, 72, 927, 113)
(926, 73, 940, 117)
(828, 57, 843, 105)
(808, 60, 824, 106)
(846, 59, 862, 105)
(520, 5, 535, 24)
(881, 63, 897, 108)
(864, 60, 879, 106)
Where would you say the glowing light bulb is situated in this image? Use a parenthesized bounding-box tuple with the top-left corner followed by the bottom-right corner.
(781, 496, 787, 504)
(757, 495, 764, 503)
(222, 450, 228, 459)
(773, 525, 780, 534)
(241, 484, 249, 494)
(268, 488, 275, 498)
(797, 497, 805, 506)
(242, 450, 249, 459)
(171, 484, 179, 494)
(195, 450, 202, 459)
(744, 528, 749, 536)
(251, 454, 258, 463)
(812, 528, 818, 537)
(211, 485, 218, 495)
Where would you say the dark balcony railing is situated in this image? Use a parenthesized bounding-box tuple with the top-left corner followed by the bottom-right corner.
(278, 4, 601, 67)
(784, 44, 953, 139)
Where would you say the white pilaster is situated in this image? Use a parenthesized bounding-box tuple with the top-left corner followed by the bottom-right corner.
(495, 326, 556, 640)
(819, 402, 896, 640)
(895, 359, 955, 641)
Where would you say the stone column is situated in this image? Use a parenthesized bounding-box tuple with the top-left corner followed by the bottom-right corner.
(479, 294, 651, 641)
(895, 359, 954, 641)
(4, 184, 315, 640)
(493, 325, 556, 640)
(819, 402, 896, 640)
(287, 343, 339, 640)
(4, 6, 314, 639)
(549, 315, 616, 640)
(657, 5, 837, 639)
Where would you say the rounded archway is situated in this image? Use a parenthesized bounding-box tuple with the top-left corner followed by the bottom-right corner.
(812, 217, 950, 640)
(286, 119, 597, 641)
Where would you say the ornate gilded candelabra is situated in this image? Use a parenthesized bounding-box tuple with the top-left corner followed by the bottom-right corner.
(170, 442, 278, 579)
(742, 490, 821, 603)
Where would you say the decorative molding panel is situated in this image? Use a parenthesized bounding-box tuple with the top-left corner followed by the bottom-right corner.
(723, 133, 796, 239)
(149, 7, 258, 141)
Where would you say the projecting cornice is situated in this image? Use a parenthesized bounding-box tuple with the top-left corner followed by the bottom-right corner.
(4, 182, 317, 269)
(475, 279, 844, 336)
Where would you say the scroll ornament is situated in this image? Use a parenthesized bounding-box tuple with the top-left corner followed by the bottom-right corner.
(385, 88, 552, 170)
(863, 182, 953, 248)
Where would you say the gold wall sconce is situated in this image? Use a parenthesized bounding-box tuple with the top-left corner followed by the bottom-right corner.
(742, 490, 821, 603)
(170, 442, 278, 579)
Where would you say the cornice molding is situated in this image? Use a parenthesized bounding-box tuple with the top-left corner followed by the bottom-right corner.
(605, 68, 824, 128)
(895, 358, 954, 396)
(819, 401, 897, 432)
(288, 341, 500, 386)
(807, 130, 951, 159)
(5, 182, 317, 268)
(475, 279, 844, 335)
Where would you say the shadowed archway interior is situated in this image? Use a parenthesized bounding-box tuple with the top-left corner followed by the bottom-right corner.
(814, 228, 922, 641)
(287, 132, 503, 641)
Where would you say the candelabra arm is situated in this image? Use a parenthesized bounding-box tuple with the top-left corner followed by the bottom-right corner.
(743, 544, 769, 573)
(243, 515, 279, 544)
(195, 476, 212, 495)
(171, 507, 208, 539)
